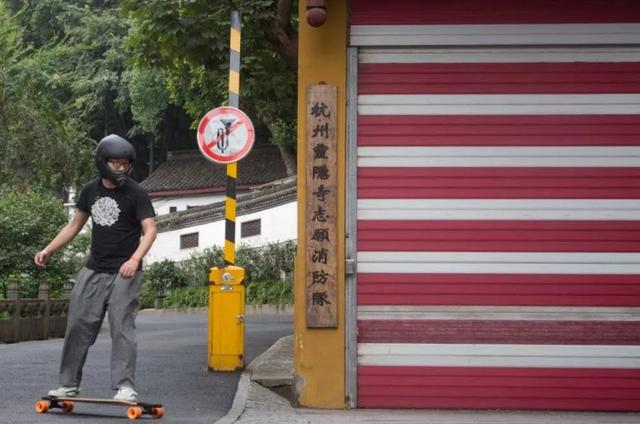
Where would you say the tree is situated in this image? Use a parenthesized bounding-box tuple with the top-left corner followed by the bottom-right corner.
(121, 0, 298, 175)
(1, 0, 299, 193)
(0, 2, 90, 194)
(0, 1, 129, 193)
(1, 0, 169, 190)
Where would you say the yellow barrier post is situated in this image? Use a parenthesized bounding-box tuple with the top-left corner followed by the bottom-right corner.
(208, 265, 245, 371)
(208, 10, 246, 372)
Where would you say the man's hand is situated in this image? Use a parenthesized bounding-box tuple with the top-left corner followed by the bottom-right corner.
(33, 210, 89, 270)
(34, 249, 52, 268)
(119, 256, 140, 279)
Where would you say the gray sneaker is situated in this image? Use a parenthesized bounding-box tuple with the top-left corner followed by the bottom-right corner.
(48, 387, 80, 398)
(114, 386, 138, 402)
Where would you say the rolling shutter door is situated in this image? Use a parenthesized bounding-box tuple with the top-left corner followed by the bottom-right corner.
(351, 0, 640, 411)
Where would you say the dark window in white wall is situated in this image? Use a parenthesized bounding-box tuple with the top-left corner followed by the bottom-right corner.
(180, 232, 199, 249)
(241, 219, 261, 238)
(169, 206, 177, 213)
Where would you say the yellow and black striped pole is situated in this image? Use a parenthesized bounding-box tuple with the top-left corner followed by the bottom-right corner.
(225, 10, 241, 265)
(208, 11, 246, 372)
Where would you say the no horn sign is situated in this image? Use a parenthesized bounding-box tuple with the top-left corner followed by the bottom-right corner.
(197, 106, 255, 164)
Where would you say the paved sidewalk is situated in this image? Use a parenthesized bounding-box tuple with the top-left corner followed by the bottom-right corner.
(217, 336, 640, 424)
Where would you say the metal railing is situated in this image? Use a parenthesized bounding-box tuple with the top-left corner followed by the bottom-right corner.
(0, 280, 73, 343)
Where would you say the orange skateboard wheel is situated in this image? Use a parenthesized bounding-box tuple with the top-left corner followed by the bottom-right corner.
(151, 406, 164, 418)
(35, 400, 49, 414)
(61, 400, 74, 413)
(127, 406, 143, 420)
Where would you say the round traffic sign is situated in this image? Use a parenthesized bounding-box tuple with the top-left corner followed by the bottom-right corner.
(197, 106, 255, 164)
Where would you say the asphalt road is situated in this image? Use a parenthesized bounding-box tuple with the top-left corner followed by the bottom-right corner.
(0, 311, 293, 424)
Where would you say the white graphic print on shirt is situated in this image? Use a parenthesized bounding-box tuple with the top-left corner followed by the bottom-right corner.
(91, 196, 121, 227)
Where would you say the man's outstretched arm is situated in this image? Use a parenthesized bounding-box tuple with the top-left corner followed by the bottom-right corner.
(34, 210, 90, 268)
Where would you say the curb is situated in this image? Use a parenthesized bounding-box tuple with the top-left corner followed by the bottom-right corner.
(139, 307, 207, 314)
(139, 305, 293, 315)
(247, 335, 294, 388)
(213, 371, 252, 424)
(246, 304, 294, 315)
(214, 335, 293, 424)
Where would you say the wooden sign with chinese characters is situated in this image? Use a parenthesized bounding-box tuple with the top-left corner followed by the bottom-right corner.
(305, 84, 337, 328)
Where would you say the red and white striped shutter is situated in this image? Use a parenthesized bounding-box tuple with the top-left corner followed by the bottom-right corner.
(350, 0, 640, 411)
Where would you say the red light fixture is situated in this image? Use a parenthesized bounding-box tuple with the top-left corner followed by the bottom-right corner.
(306, 0, 327, 27)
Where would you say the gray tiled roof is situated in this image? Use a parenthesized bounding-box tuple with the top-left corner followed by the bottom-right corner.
(156, 176, 297, 232)
(140, 145, 288, 196)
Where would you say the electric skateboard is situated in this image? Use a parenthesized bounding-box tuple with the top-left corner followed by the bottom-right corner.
(35, 395, 164, 420)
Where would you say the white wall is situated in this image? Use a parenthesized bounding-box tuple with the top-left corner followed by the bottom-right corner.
(151, 193, 226, 216)
(64, 186, 78, 219)
(146, 200, 297, 264)
(67, 189, 226, 218)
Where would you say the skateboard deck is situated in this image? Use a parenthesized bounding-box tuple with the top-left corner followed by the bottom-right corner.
(35, 395, 164, 420)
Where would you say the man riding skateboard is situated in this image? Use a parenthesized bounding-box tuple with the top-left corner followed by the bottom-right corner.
(34, 134, 157, 402)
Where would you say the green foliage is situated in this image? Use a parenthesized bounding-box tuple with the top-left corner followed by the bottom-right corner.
(236, 241, 296, 284)
(176, 241, 296, 288)
(162, 286, 208, 309)
(0, 187, 66, 275)
(6, 0, 89, 48)
(0, 1, 136, 191)
(1, 0, 297, 192)
(0, 273, 31, 300)
(0, 187, 84, 298)
(139, 279, 156, 310)
(270, 119, 296, 149)
(124, 66, 170, 135)
(181, 246, 225, 286)
(143, 259, 188, 293)
(141, 241, 296, 308)
(155, 278, 294, 309)
(0, 2, 22, 65)
(61, 6, 131, 135)
(0, 2, 92, 191)
(246, 279, 293, 305)
(121, 0, 298, 150)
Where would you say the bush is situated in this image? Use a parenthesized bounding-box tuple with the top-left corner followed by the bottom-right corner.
(142, 241, 296, 308)
(237, 241, 296, 284)
(139, 280, 156, 310)
(180, 247, 225, 286)
(0, 188, 86, 298)
(141, 259, 189, 309)
(143, 259, 188, 293)
(246, 279, 293, 305)
(162, 286, 208, 309)
(0, 273, 31, 299)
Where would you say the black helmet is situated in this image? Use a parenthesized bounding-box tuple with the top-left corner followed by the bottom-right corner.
(95, 134, 136, 187)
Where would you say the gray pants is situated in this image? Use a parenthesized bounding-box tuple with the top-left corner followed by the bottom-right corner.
(59, 267, 142, 390)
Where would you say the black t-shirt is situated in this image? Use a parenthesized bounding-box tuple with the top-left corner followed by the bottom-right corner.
(76, 178, 156, 273)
